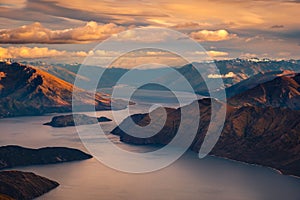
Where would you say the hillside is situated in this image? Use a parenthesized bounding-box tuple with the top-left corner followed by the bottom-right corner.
(0, 171, 59, 200)
(225, 70, 296, 98)
(0, 62, 122, 118)
(229, 73, 300, 110)
(112, 98, 300, 177)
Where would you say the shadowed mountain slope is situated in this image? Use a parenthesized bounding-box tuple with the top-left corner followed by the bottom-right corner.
(112, 98, 300, 177)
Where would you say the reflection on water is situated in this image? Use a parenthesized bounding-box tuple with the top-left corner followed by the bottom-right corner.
(0, 96, 300, 199)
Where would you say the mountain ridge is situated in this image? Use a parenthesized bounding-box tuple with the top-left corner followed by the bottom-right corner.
(228, 73, 300, 110)
(111, 98, 300, 177)
(0, 62, 123, 118)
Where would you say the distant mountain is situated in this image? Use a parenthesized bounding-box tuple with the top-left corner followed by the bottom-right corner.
(29, 59, 300, 96)
(37, 63, 128, 88)
(36, 63, 171, 90)
(0, 62, 125, 118)
(216, 59, 300, 84)
(0, 171, 59, 200)
(229, 73, 300, 110)
(112, 98, 300, 177)
(0, 145, 92, 169)
(225, 70, 296, 98)
(38, 64, 90, 85)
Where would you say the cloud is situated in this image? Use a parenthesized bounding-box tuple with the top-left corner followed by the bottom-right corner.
(0, 47, 186, 67)
(0, 0, 26, 9)
(194, 50, 229, 57)
(208, 72, 236, 79)
(92, 50, 122, 57)
(111, 28, 175, 43)
(207, 50, 229, 57)
(0, 46, 88, 59)
(171, 22, 212, 30)
(0, 0, 165, 27)
(190, 29, 237, 42)
(0, 21, 125, 44)
(0, 46, 65, 58)
(145, 51, 170, 56)
(245, 35, 264, 42)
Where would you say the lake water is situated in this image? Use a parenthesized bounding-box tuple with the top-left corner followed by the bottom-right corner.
(1, 92, 300, 200)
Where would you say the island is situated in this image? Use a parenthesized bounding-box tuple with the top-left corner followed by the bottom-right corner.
(0, 171, 59, 200)
(0, 145, 92, 169)
(43, 114, 112, 127)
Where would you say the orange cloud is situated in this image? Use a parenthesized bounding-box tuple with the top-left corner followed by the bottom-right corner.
(194, 50, 229, 58)
(0, 46, 88, 59)
(0, 21, 125, 44)
(171, 22, 212, 30)
(207, 50, 229, 57)
(111, 28, 175, 43)
(190, 29, 237, 42)
(0, 0, 26, 8)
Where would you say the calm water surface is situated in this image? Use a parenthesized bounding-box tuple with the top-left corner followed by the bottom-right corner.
(1, 93, 300, 200)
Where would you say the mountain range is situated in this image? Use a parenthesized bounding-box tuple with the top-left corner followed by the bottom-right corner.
(25, 59, 300, 95)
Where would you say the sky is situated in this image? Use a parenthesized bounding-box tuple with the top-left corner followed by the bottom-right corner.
(0, 0, 299, 66)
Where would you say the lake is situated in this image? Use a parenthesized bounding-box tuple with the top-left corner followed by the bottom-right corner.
(1, 91, 300, 200)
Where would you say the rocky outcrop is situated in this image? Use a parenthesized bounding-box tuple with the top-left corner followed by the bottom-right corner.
(0, 171, 59, 200)
(111, 98, 300, 177)
(0, 146, 92, 169)
(43, 114, 112, 127)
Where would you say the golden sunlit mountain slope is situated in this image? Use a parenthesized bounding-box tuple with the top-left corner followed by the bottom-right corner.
(0, 62, 120, 118)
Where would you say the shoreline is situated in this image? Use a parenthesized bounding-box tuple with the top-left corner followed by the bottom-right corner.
(207, 154, 299, 179)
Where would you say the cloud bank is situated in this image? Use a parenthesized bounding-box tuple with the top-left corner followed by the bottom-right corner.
(0, 46, 87, 59)
(0, 21, 125, 44)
